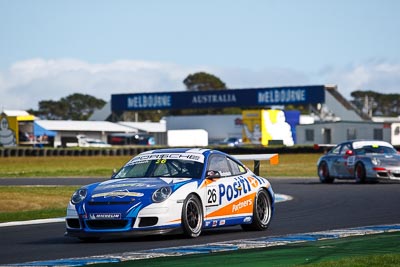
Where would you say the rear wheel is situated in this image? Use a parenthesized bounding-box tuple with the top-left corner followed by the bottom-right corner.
(181, 194, 203, 238)
(355, 163, 366, 183)
(241, 189, 272, 231)
(318, 161, 334, 183)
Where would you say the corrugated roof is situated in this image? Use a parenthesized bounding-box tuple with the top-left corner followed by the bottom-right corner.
(117, 121, 166, 133)
(35, 120, 138, 133)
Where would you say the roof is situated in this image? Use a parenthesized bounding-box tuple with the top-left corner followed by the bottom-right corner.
(117, 121, 166, 133)
(2, 110, 32, 117)
(372, 116, 400, 123)
(35, 120, 138, 133)
(89, 102, 111, 121)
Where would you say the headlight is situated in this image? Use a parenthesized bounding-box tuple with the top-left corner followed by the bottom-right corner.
(71, 188, 88, 204)
(152, 186, 172, 203)
(371, 157, 381, 166)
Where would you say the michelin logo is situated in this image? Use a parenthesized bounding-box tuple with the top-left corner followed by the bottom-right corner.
(89, 213, 121, 220)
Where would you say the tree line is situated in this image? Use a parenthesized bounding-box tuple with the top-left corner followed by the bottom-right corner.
(28, 72, 400, 121)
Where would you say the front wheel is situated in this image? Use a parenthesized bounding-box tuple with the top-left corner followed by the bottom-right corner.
(355, 163, 366, 183)
(241, 189, 272, 231)
(181, 194, 203, 238)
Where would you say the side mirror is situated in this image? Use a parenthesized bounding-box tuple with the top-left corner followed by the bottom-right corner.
(206, 170, 221, 179)
(111, 168, 118, 178)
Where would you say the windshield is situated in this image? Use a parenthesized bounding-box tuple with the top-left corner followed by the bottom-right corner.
(355, 145, 397, 155)
(114, 158, 204, 179)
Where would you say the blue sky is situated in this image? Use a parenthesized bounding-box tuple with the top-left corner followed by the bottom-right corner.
(1, 0, 400, 110)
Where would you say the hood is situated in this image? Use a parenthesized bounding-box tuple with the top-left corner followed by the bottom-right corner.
(373, 154, 400, 166)
(89, 177, 194, 199)
(77, 177, 195, 218)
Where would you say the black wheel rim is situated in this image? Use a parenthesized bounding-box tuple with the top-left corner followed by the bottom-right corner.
(186, 199, 201, 232)
(256, 192, 270, 224)
(320, 163, 327, 178)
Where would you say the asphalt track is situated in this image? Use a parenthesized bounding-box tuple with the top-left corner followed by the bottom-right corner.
(1, 177, 400, 265)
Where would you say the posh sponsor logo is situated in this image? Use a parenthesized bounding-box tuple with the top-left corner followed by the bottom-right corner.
(218, 176, 265, 204)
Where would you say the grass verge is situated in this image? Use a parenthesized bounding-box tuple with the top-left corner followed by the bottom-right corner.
(0, 153, 323, 178)
(0, 186, 78, 222)
(93, 232, 400, 267)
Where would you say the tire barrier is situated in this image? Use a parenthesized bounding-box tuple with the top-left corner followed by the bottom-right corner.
(0, 146, 151, 157)
(1, 145, 399, 157)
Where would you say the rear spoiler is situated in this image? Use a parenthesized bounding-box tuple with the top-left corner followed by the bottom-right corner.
(232, 154, 279, 176)
(313, 144, 336, 153)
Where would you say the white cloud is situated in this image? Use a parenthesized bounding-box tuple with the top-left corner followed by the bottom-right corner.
(319, 61, 400, 98)
(0, 58, 198, 110)
(215, 67, 310, 89)
(1, 58, 399, 111)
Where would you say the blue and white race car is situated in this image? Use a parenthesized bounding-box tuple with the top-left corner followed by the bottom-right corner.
(66, 148, 276, 240)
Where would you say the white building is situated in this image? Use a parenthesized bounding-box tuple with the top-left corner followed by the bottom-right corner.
(35, 120, 137, 147)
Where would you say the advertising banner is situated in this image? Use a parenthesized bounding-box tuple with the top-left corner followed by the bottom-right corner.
(111, 85, 325, 112)
(242, 109, 300, 146)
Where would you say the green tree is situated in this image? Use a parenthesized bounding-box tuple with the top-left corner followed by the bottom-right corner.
(29, 93, 106, 120)
(350, 90, 400, 117)
(183, 72, 227, 91)
(172, 71, 241, 116)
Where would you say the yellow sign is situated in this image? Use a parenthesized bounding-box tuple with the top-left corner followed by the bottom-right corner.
(242, 109, 294, 146)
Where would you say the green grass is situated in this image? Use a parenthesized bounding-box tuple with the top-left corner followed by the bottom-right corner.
(0, 156, 131, 178)
(299, 254, 400, 267)
(0, 208, 67, 223)
(0, 186, 78, 222)
(93, 232, 400, 267)
(0, 153, 322, 178)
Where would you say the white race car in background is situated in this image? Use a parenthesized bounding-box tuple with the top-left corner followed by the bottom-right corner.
(317, 140, 400, 183)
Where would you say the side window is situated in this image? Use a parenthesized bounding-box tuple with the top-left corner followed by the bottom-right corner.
(153, 161, 174, 176)
(227, 157, 246, 175)
(340, 144, 352, 155)
(330, 145, 341, 155)
(207, 154, 232, 177)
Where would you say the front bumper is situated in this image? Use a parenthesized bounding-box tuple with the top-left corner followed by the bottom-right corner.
(65, 201, 182, 238)
(372, 167, 400, 181)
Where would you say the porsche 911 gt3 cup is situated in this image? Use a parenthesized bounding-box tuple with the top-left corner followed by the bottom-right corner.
(317, 140, 400, 183)
(66, 148, 275, 239)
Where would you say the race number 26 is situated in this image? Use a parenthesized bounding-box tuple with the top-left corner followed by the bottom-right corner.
(206, 186, 219, 206)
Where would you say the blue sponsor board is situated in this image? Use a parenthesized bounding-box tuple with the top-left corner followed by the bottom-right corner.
(111, 85, 325, 111)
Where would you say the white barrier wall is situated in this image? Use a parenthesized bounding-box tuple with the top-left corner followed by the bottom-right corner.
(167, 129, 208, 147)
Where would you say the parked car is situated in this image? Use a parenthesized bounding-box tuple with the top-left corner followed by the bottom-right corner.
(108, 133, 155, 146)
(77, 135, 111, 148)
(218, 137, 243, 147)
(66, 148, 275, 240)
(317, 140, 400, 183)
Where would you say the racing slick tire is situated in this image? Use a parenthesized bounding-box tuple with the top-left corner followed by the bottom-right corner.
(241, 188, 272, 231)
(355, 162, 367, 183)
(181, 194, 203, 238)
(318, 161, 334, 183)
